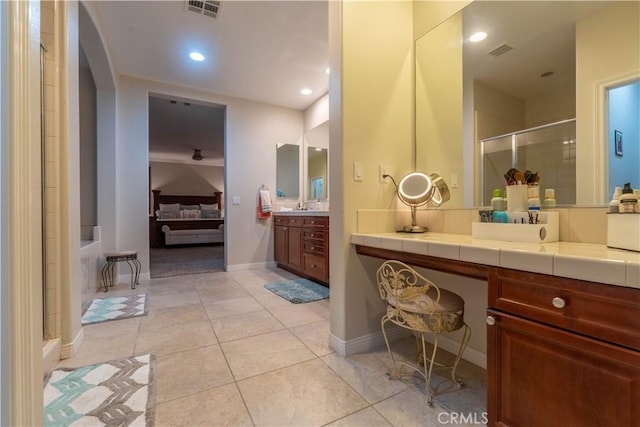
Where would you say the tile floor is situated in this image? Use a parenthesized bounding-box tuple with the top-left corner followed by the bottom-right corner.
(59, 267, 486, 426)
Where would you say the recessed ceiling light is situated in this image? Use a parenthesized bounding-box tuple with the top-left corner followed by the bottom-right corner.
(469, 32, 487, 43)
(189, 51, 205, 61)
(325, 67, 330, 74)
(300, 88, 312, 95)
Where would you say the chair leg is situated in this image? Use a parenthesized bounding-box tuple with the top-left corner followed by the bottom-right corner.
(380, 316, 399, 378)
(421, 332, 439, 406)
(449, 322, 471, 385)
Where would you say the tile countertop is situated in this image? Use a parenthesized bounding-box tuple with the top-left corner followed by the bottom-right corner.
(351, 232, 640, 289)
(274, 211, 330, 217)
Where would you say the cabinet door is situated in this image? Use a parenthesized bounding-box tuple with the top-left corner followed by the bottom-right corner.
(487, 309, 640, 427)
(274, 226, 288, 265)
(287, 227, 303, 270)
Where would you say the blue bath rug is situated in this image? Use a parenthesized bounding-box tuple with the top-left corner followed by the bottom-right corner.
(81, 294, 148, 325)
(264, 278, 329, 304)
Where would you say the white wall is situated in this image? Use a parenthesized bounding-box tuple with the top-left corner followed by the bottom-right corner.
(150, 161, 223, 197)
(116, 76, 303, 273)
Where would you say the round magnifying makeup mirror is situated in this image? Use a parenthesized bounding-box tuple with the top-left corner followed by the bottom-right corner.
(395, 171, 450, 233)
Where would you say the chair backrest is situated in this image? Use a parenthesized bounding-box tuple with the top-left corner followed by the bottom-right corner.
(376, 260, 441, 316)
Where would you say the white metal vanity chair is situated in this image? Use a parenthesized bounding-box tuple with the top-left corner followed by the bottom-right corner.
(377, 260, 471, 405)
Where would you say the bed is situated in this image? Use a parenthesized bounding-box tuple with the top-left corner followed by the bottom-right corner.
(150, 190, 224, 247)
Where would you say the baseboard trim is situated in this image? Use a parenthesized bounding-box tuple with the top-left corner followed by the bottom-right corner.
(60, 328, 84, 360)
(42, 338, 61, 375)
(226, 261, 277, 272)
(329, 328, 486, 369)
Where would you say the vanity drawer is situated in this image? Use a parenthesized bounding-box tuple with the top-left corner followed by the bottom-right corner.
(274, 216, 288, 226)
(303, 253, 327, 282)
(287, 217, 304, 227)
(303, 241, 324, 255)
(303, 216, 328, 228)
(488, 268, 640, 351)
(303, 229, 325, 242)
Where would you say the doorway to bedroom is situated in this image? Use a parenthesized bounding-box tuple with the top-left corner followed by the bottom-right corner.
(148, 93, 226, 278)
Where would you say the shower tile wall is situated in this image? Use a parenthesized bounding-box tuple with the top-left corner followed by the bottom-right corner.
(41, 0, 60, 341)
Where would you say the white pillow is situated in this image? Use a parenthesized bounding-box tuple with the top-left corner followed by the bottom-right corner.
(200, 203, 218, 210)
(181, 209, 201, 219)
(159, 203, 180, 212)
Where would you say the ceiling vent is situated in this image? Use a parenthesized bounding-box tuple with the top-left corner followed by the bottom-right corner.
(186, 1, 222, 19)
(192, 149, 203, 161)
(488, 43, 514, 57)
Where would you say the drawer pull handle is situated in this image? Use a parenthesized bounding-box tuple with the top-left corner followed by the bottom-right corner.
(310, 247, 315, 251)
(552, 297, 566, 309)
(486, 316, 496, 326)
(310, 220, 315, 224)
(310, 234, 315, 237)
(310, 264, 317, 268)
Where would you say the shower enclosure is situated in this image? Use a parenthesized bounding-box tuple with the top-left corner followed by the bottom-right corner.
(479, 118, 576, 206)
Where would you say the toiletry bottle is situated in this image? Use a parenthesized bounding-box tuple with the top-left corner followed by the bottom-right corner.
(491, 189, 505, 211)
(609, 187, 622, 213)
(542, 188, 556, 209)
(619, 183, 637, 213)
(492, 210, 508, 223)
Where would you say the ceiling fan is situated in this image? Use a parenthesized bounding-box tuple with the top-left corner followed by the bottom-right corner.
(192, 149, 203, 161)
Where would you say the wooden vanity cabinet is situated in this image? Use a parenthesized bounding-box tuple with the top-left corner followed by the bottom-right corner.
(274, 215, 329, 286)
(487, 268, 640, 427)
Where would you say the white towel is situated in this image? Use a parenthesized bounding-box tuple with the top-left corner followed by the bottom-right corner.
(260, 189, 272, 213)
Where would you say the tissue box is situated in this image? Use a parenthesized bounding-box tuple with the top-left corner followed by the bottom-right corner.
(607, 214, 640, 252)
(471, 212, 559, 243)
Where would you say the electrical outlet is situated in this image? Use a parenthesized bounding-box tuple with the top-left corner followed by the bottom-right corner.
(380, 164, 390, 183)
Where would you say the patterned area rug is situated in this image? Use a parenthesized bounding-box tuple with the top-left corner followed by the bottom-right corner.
(264, 278, 329, 304)
(81, 294, 148, 325)
(44, 354, 156, 427)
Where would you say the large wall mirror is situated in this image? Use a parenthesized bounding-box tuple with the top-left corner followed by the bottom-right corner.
(416, 1, 640, 208)
(304, 121, 329, 201)
(276, 143, 300, 199)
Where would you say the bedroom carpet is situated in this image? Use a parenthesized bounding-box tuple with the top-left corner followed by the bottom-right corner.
(149, 244, 224, 278)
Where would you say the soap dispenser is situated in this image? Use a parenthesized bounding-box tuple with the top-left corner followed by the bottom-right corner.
(619, 183, 638, 213)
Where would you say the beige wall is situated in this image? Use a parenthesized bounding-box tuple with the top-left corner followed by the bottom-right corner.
(330, 0, 415, 349)
(79, 64, 97, 241)
(576, 1, 640, 205)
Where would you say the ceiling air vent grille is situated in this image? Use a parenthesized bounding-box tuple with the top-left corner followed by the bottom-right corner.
(186, 0, 222, 19)
(488, 43, 514, 57)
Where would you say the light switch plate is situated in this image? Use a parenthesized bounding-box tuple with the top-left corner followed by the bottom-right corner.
(354, 162, 363, 182)
(232, 196, 240, 205)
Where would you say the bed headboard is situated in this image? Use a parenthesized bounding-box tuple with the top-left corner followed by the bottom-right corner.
(152, 190, 222, 216)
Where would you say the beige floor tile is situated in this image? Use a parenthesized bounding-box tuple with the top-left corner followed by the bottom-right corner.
(56, 333, 137, 369)
(82, 317, 141, 340)
(252, 291, 293, 309)
(325, 407, 392, 427)
(221, 329, 316, 380)
(193, 275, 242, 291)
(156, 344, 234, 403)
(203, 295, 263, 320)
(147, 291, 201, 311)
(211, 309, 284, 342)
(290, 320, 334, 357)
(321, 350, 410, 404)
(155, 383, 253, 427)
(135, 319, 217, 356)
(139, 303, 208, 333)
(268, 300, 328, 327)
(237, 358, 368, 426)
(198, 284, 251, 303)
(145, 280, 196, 296)
(373, 387, 450, 426)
